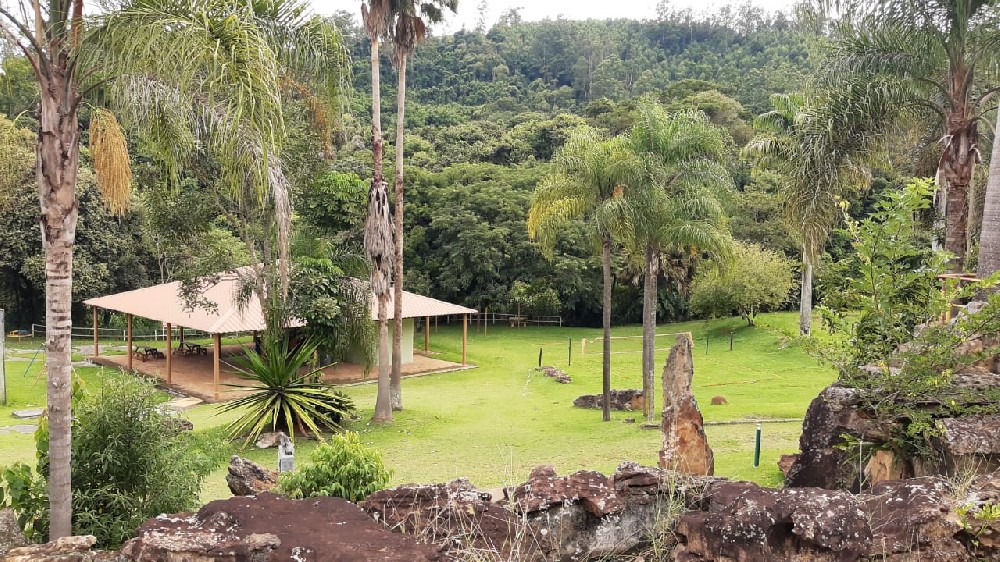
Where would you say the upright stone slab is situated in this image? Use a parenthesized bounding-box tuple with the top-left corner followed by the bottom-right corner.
(659, 333, 714, 475)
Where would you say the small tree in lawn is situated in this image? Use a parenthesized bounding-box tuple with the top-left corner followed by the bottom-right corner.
(689, 241, 795, 327)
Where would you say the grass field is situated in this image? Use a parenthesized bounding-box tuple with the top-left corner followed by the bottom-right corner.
(0, 312, 835, 501)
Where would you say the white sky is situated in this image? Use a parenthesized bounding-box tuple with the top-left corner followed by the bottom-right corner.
(313, 0, 803, 33)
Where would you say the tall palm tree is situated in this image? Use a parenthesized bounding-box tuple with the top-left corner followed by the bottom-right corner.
(626, 101, 733, 423)
(977, 110, 1000, 279)
(528, 128, 636, 422)
(389, 0, 457, 412)
(0, 0, 340, 537)
(828, 0, 1000, 270)
(362, 0, 394, 422)
(744, 85, 902, 335)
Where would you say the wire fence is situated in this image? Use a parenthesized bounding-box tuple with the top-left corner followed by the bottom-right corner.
(30, 324, 236, 342)
(431, 312, 563, 329)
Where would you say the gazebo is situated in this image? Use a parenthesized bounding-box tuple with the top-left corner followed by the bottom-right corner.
(84, 271, 477, 400)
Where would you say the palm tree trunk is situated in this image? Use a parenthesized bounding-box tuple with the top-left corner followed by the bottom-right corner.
(390, 52, 408, 412)
(37, 70, 80, 541)
(978, 110, 1000, 280)
(941, 113, 978, 271)
(369, 35, 393, 423)
(642, 244, 658, 423)
(799, 247, 812, 336)
(945, 177, 971, 271)
(374, 296, 393, 421)
(601, 233, 612, 422)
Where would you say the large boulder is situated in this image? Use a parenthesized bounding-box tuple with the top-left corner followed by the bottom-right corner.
(225, 456, 277, 497)
(659, 334, 713, 475)
(674, 477, 970, 561)
(361, 462, 722, 562)
(122, 492, 442, 562)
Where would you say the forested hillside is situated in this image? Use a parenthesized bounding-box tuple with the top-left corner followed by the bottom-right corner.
(0, 5, 821, 327)
(326, 6, 817, 325)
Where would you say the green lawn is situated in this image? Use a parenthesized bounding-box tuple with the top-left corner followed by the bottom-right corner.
(1, 312, 835, 501)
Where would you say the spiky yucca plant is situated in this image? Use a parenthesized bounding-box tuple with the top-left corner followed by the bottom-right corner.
(220, 337, 355, 443)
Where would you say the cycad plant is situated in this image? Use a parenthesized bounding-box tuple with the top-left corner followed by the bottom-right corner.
(220, 337, 355, 442)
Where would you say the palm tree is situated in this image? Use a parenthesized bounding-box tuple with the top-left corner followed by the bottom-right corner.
(978, 110, 1000, 279)
(828, 0, 1000, 270)
(744, 86, 903, 335)
(361, 0, 394, 422)
(528, 128, 636, 422)
(389, 0, 458, 412)
(626, 101, 733, 423)
(0, 0, 340, 537)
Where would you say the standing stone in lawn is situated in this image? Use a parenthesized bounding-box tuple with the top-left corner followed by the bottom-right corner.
(659, 333, 714, 476)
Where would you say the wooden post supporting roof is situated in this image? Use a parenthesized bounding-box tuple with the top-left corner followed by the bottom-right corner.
(165, 323, 172, 384)
(424, 316, 430, 352)
(213, 334, 221, 401)
(92, 307, 99, 357)
(126, 314, 133, 370)
(462, 314, 468, 366)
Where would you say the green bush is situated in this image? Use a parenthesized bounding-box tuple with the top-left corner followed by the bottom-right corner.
(0, 371, 230, 548)
(690, 241, 794, 326)
(277, 432, 391, 502)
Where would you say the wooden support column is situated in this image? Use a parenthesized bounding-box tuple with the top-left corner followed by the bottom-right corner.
(213, 333, 221, 401)
(424, 316, 430, 352)
(165, 323, 173, 384)
(126, 314, 133, 370)
(462, 314, 468, 366)
(92, 307, 99, 357)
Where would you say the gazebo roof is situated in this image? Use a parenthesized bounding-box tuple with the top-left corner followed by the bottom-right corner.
(84, 271, 477, 334)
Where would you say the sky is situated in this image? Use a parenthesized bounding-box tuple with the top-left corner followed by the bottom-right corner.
(313, 0, 803, 33)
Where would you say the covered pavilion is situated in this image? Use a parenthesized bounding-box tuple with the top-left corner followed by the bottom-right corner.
(84, 272, 477, 401)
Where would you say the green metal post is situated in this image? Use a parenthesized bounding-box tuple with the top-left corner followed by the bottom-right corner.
(753, 422, 762, 468)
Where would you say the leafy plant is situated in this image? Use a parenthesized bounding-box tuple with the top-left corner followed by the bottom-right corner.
(277, 432, 391, 501)
(220, 336, 356, 442)
(1, 371, 229, 547)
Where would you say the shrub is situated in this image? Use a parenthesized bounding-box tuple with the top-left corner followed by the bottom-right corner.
(689, 241, 794, 326)
(220, 336, 356, 443)
(0, 371, 230, 547)
(277, 432, 391, 501)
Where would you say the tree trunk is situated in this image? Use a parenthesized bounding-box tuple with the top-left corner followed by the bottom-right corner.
(373, 296, 392, 421)
(978, 110, 1000, 280)
(799, 248, 813, 336)
(369, 36, 392, 423)
(940, 107, 978, 271)
(37, 68, 81, 541)
(601, 234, 612, 422)
(390, 52, 407, 412)
(642, 244, 658, 423)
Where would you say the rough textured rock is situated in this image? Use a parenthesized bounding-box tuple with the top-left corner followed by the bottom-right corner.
(0, 508, 29, 556)
(659, 334, 713, 475)
(864, 448, 909, 485)
(709, 395, 727, 406)
(5, 536, 102, 562)
(674, 477, 970, 561)
(536, 366, 571, 383)
(572, 389, 644, 411)
(361, 462, 722, 562)
(123, 492, 442, 562)
(924, 415, 1000, 476)
(254, 431, 289, 449)
(225, 456, 277, 496)
(785, 384, 874, 490)
(777, 454, 797, 478)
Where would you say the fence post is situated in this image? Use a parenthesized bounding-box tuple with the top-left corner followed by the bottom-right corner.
(538, 347, 543, 367)
(730, 331, 734, 351)
(568, 338, 572, 366)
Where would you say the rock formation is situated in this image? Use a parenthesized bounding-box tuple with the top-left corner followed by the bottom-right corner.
(572, 389, 644, 411)
(122, 492, 442, 561)
(225, 456, 278, 496)
(535, 366, 571, 383)
(659, 333, 714, 475)
(0, 508, 28, 556)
